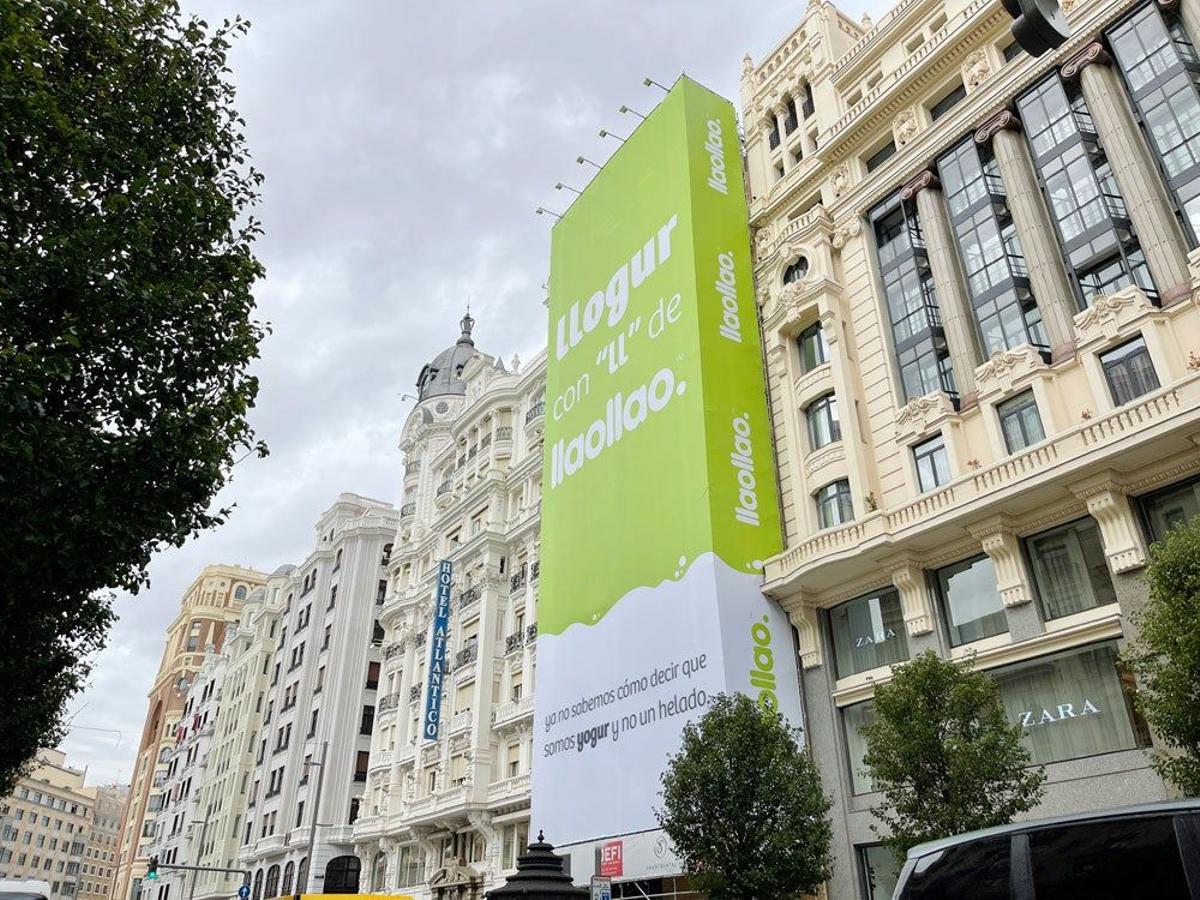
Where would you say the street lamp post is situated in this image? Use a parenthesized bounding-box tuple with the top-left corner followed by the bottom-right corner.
(297, 741, 329, 899)
(186, 819, 210, 900)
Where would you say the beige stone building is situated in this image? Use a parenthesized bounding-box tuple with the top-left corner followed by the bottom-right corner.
(112, 565, 267, 900)
(742, 0, 1200, 895)
(0, 750, 126, 900)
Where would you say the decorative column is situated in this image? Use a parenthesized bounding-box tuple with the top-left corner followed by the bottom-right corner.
(379, 837, 397, 892)
(773, 104, 791, 172)
(1063, 43, 1192, 300)
(975, 110, 1078, 359)
(902, 170, 984, 399)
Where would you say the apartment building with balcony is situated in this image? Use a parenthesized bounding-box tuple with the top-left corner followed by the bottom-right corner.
(238, 496, 398, 900)
(79, 784, 126, 900)
(743, 0, 1200, 896)
(352, 314, 544, 900)
(191, 576, 288, 900)
(113, 565, 266, 900)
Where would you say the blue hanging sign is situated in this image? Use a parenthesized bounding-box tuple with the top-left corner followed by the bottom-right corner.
(423, 559, 453, 740)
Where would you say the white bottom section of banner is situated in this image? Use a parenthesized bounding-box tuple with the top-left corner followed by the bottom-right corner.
(532, 552, 804, 847)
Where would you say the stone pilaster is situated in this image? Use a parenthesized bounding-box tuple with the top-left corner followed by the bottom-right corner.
(976, 110, 1078, 358)
(903, 170, 984, 399)
(1064, 43, 1192, 301)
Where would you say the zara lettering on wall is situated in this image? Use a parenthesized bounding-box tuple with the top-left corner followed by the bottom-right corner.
(1019, 699, 1101, 728)
(855, 628, 897, 649)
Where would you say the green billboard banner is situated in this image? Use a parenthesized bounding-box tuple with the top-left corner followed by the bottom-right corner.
(534, 76, 804, 853)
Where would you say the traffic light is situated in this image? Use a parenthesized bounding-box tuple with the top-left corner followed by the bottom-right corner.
(1001, 0, 1071, 57)
(146, 857, 159, 881)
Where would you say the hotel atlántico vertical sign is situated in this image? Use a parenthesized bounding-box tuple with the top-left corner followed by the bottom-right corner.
(535, 77, 805, 852)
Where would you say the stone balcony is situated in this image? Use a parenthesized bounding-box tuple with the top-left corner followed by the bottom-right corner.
(487, 774, 531, 804)
(492, 695, 533, 730)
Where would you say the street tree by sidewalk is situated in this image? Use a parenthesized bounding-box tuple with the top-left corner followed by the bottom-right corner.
(657, 693, 833, 899)
(0, 0, 266, 793)
(862, 650, 1047, 859)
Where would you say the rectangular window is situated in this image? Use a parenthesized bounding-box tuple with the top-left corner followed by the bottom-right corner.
(929, 82, 966, 121)
(1101, 336, 1160, 405)
(936, 554, 1007, 646)
(1025, 518, 1117, 619)
(860, 844, 903, 900)
(993, 640, 1149, 764)
(865, 140, 896, 172)
(815, 479, 854, 529)
(360, 705, 375, 736)
(913, 434, 951, 492)
(829, 589, 910, 678)
(365, 661, 380, 690)
(1141, 474, 1200, 540)
(997, 390, 1045, 452)
(843, 701, 876, 794)
(1002, 39, 1023, 62)
(805, 394, 841, 450)
(354, 751, 370, 782)
(506, 743, 521, 779)
(798, 322, 829, 372)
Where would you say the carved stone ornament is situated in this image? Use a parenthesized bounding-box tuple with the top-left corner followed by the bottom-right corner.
(1073, 286, 1156, 345)
(1061, 42, 1112, 81)
(893, 108, 920, 147)
(900, 168, 940, 201)
(974, 344, 1048, 399)
(742, 53, 754, 77)
(962, 49, 994, 92)
(830, 164, 851, 198)
(974, 109, 1022, 145)
(831, 218, 862, 250)
(754, 226, 773, 260)
(1061, 0, 1081, 11)
(895, 391, 957, 440)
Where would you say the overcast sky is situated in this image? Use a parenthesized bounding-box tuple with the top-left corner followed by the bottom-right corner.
(61, 0, 889, 786)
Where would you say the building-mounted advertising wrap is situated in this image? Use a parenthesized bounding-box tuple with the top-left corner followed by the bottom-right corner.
(535, 77, 805, 866)
(423, 559, 453, 740)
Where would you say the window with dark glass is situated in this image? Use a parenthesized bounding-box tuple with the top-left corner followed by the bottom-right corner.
(805, 394, 841, 450)
(801, 82, 816, 119)
(938, 137, 1047, 354)
(1140, 474, 1200, 540)
(784, 97, 799, 134)
(1002, 39, 1024, 62)
(1109, 4, 1200, 244)
(829, 589, 909, 678)
(815, 479, 853, 529)
(783, 256, 809, 284)
(844, 701, 877, 794)
(929, 82, 966, 120)
(1026, 518, 1116, 620)
(997, 390, 1045, 452)
(1030, 814, 1190, 897)
(992, 641, 1150, 765)
(1017, 75, 1156, 306)
(769, 119, 781, 150)
(1101, 336, 1160, 405)
(866, 140, 896, 172)
(936, 554, 1007, 646)
(860, 844, 902, 900)
(902, 836, 1011, 900)
(913, 434, 951, 492)
(871, 195, 956, 401)
(798, 322, 828, 372)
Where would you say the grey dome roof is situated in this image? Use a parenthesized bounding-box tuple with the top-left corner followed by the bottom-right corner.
(416, 312, 477, 401)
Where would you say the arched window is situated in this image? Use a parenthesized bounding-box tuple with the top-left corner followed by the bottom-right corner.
(264, 865, 279, 899)
(296, 858, 308, 895)
(783, 257, 809, 284)
(281, 861, 294, 896)
(234, 585, 248, 600)
(251, 868, 263, 900)
(372, 853, 386, 892)
(324, 855, 361, 894)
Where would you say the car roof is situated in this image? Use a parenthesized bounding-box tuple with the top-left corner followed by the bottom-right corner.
(906, 798, 1200, 859)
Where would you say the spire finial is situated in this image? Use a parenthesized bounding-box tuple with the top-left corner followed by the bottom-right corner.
(459, 301, 475, 345)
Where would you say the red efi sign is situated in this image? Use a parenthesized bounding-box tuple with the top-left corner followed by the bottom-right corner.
(598, 840, 624, 878)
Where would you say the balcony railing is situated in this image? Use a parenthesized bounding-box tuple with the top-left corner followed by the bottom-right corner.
(525, 401, 545, 424)
(455, 643, 478, 669)
(458, 586, 480, 609)
(530, 560, 539, 580)
(504, 631, 524, 655)
(414, 631, 427, 648)
(384, 641, 405, 660)
(481, 432, 492, 448)
(496, 426, 513, 441)
(409, 685, 422, 703)
(378, 693, 400, 713)
(510, 565, 527, 592)
(436, 480, 453, 496)
(400, 502, 416, 517)
(525, 623, 538, 643)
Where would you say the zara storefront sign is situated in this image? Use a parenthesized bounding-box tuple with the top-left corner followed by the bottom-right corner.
(422, 560, 453, 740)
(536, 76, 805, 876)
(1020, 698, 1101, 728)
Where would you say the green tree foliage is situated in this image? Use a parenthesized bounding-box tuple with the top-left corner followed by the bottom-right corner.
(657, 694, 832, 899)
(0, 0, 265, 792)
(862, 650, 1046, 859)
(1126, 516, 1200, 794)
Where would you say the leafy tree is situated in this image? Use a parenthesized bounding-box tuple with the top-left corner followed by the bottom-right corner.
(862, 650, 1046, 859)
(0, 0, 265, 792)
(657, 693, 832, 899)
(1126, 516, 1200, 794)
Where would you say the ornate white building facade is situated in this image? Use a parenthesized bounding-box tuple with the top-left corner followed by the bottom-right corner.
(352, 315, 545, 900)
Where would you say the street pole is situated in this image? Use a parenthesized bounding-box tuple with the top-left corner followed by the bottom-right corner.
(187, 819, 210, 900)
(298, 741, 328, 898)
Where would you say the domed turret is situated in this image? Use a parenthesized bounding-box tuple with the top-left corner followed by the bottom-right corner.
(416, 311, 478, 401)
